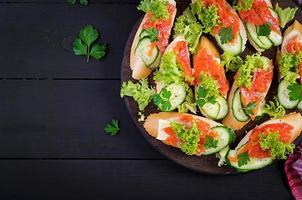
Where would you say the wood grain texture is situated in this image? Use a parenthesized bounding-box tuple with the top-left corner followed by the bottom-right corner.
(0, 4, 139, 79)
(0, 80, 162, 159)
(121, 0, 301, 174)
(0, 160, 293, 200)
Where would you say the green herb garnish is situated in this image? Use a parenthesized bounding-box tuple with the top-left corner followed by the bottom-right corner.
(143, 28, 158, 42)
(235, 0, 253, 11)
(104, 119, 120, 136)
(204, 135, 218, 150)
(244, 101, 257, 116)
(263, 97, 285, 119)
(237, 152, 250, 167)
(257, 23, 271, 36)
(73, 25, 107, 63)
(288, 82, 302, 101)
(67, 0, 88, 5)
(153, 88, 172, 111)
(137, 0, 169, 21)
(259, 132, 295, 159)
(219, 27, 234, 44)
(275, 3, 298, 28)
(221, 51, 244, 72)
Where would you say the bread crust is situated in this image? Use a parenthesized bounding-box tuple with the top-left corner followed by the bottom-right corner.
(144, 112, 221, 139)
(129, 0, 176, 80)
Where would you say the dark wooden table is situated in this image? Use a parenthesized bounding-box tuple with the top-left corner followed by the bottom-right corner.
(0, 0, 298, 199)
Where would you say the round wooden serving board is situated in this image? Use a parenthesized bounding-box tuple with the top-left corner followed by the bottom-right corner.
(121, 0, 302, 175)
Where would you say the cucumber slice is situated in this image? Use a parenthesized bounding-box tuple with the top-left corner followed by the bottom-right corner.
(135, 37, 159, 67)
(256, 26, 273, 49)
(216, 96, 229, 120)
(246, 23, 272, 50)
(298, 101, 302, 111)
(268, 31, 282, 46)
(227, 150, 273, 172)
(202, 126, 235, 155)
(277, 79, 299, 109)
(214, 33, 242, 55)
(165, 83, 186, 111)
(201, 102, 220, 120)
(232, 89, 250, 122)
(139, 30, 150, 40)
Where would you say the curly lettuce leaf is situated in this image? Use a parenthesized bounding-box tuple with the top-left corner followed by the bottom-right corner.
(174, 8, 203, 53)
(171, 120, 200, 155)
(153, 52, 185, 84)
(235, 0, 253, 11)
(280, 52, 302, 83)
(120, 78, 155, 111)
(191, 0, 220, 33)
(263, 97, 285, 119)
(221, 51, 243, 72)
(237, 54, 269, 88)
(137, 0, 169, 21)
(259, 132, 295, 160)
(275, 3, 298, 28)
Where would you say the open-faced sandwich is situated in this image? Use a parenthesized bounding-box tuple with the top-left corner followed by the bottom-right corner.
(144, 112, 235, 155)
(191, 0, 247, 55)
(227, 113, 302, 172)
(277, 20, 302, 110)
(236, 0, 282, 52)
(130, 0, 177, 80)
(193, 36, 229, 120)
(223, 54, 273, 130)
(152, 35, 195, 113)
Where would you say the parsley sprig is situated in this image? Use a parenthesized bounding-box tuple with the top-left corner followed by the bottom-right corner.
(243, 101, 257, 116)
(219, 27, 234, 44)
(153, 88, 172, 111)
(104, 119, 120, 136)
(288, 82, 302, 101)
(67, 0, 88, 5)
(73, 25, 107, 63)
(237, 152, 250, 167)
(204, 135, 218, 150)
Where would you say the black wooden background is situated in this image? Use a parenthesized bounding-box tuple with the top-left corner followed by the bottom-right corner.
(0, 0, 298, 199)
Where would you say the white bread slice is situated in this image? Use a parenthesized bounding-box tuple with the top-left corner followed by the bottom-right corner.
(130, 0, 177, 80)
(144, 112, 220, 141)
(277, 20, 302, 80)
(222, 60, 274, 130)
(236, 112, 302, 150)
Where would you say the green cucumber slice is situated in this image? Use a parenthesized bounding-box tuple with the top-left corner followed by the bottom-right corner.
(227, 150, 273, 172)
(216, 96, 229, 120)
(298, 101, 302, 111)
(214, 33, 242, 55)
(202, 126, 235, 155)
(135, 37, 159, 67)
(277, 79, 299, 109)
(166, 83, 186, 111)
(246, 23, 272, 50)
(232, 89, 250, 122)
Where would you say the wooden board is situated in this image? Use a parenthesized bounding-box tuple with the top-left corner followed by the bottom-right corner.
(121, 0, 301, 174)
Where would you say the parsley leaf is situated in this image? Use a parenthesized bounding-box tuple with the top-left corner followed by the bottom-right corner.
(244, 101, 257, 116)
(73, 25, 107, 63)
(219, 27, 234, 44)
(152, 87, 172, 111)
(280, 52, 302, 83)
(257, 23, 271, 36)
(143, 28, 158, 42)
(67, 0, 88, 5)
(121, 78, 155, 111)
(288, 82, 302, 101)
(137, 0, 169, 21)
(204, 135, 218, 149)
(104, 119, 120, 136)
(237, 152, 250, 167)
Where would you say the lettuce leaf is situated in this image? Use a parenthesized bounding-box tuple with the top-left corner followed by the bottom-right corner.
(174, 8, 202, 53)
(137, 0, 169, 21)
(171, 120, 200, 155)
(177, 85, 197, 113)
(263, 97, 285, 119)
(120, 78, 155, 111)
(259, 132, 295, 160)
(236, 54, 269, 88)
(280, 52, 302, 83)
(221, 51, 243, 72)
(235, 0, 253, 11)
(191, 0, 220, 33)
(153, 52, 185, 84)
(275, 3, 298, 28)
